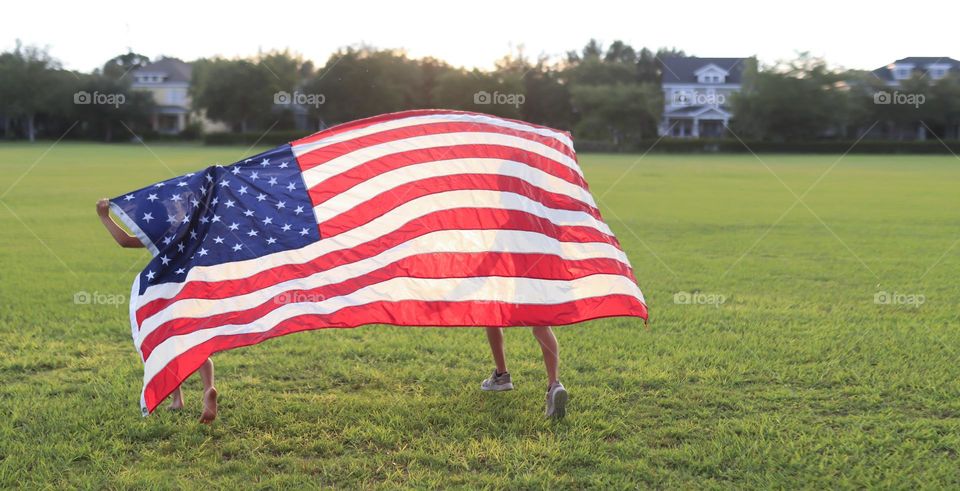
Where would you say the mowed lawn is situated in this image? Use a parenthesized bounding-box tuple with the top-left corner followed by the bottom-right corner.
(1, 142, 958, 489)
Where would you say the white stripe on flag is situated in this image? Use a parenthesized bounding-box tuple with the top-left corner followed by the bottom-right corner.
(142, 273, 642, 383)
(299, 132, 581, 190)
(135, 228, 632, 342)
(311, 158, 599, 223)
(312, 189, 611, 235)
(292, 113, 574, 156)
(138, 190, 616, 305)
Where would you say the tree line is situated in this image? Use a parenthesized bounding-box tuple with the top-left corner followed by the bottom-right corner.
(187, 40, 681, 144)
(2, 40, 959, 143)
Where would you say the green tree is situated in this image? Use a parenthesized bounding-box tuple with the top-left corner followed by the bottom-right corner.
(731, 54, 847, 141)
(564, 49, 635, 87)
(927, 74, 960, 138)
(570, 83, 662, 143)
(304, 47, 428, 126)
(101, 51, 150, 80)
(0, 41, 63, 141)
(638, 47, 685, 84)
(72, 74, 154, 141)
(562, 40, 664, 142)
(191, 58, 274, 132)
(432, 69, 505, 114)
(257, 49, 316, 130)
(520, 59, 573, 130)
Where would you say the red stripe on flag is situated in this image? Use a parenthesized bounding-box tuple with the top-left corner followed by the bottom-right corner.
(305, 144, 590, 206)
(294, 121, 575, 173)
(135, 207, 623, 324)
(141, 294, 647, 413)
(318, 174, 603, 238)
(138, 253, 637, 359)
(290, 109, 572, 148)
(291, 109, 474, 146)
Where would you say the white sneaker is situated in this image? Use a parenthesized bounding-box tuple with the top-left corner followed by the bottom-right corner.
(480, 369, 514, 391)
(545, 382, 568, 419)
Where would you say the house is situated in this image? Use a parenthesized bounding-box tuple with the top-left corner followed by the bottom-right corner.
(869, 57, 960, 140)
(131, 58, 226, 134)
(659, 57, 748, 138)
(872, 57, 960, 86)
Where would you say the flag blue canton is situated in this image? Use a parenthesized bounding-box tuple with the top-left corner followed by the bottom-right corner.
(110, 144, 319, 294)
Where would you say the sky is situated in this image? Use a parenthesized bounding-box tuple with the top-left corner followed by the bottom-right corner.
(2, 0, 958, 73)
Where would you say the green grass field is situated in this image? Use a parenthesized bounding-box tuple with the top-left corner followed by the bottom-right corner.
(1, 142, 958, 488)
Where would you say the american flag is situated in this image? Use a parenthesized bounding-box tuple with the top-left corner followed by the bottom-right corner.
(111, 110, 648, 415)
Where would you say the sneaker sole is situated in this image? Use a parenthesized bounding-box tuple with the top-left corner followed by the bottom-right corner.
(481, 383, 514, 391)
(548, 388, 568, 419)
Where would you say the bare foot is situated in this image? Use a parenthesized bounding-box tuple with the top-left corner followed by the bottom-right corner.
(199, 387, 218, 424)
(168, 399, 184, 411)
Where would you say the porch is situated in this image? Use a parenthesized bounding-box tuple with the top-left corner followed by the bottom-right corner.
(660, 106, 731, 138)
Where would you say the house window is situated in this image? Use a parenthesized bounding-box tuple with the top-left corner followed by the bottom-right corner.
(893, 66, 912, 80)
(928, 67, 947, 80)
(167, 90, 185, 105)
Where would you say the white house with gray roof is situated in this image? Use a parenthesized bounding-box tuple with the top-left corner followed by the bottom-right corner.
(659, 57, 749, 138)
(872, 57, 960, 86)
(131, 57, 227, 134)
(868, 57, 960, 140)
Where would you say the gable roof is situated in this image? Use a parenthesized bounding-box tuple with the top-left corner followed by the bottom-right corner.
(133, 57, 192, 83)
(661, 57, 748, 84)
(872, 57, 960, 81)
(694, 63, 729, 76)
(664, 104, 732, 118)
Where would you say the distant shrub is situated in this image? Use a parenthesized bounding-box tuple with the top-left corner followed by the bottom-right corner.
(576, 138, 960, 154)
(179, 122, 204, 141)
(202, 131, 307, 146)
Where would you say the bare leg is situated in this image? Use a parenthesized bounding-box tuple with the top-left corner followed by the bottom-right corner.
(198, 359, 218, 424)
(168, 386, 184, 410)
(199, 358, 215, 390)
(485, 327, 508, 374)
(531, 326, 559, 386)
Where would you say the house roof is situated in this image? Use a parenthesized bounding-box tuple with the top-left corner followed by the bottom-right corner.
(872, 57, 960, 81)
(133, 57, 192, 83)
(664, 105, 732, 119)
(661, 57, 748, 84)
